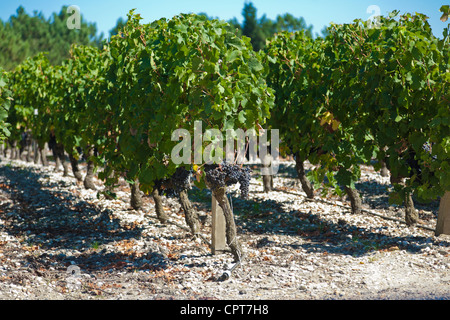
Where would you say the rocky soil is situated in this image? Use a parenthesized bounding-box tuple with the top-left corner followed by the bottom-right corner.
(0, 155, 449, 300)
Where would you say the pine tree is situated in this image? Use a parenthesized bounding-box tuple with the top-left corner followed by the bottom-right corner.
(242, 2, 265, 51)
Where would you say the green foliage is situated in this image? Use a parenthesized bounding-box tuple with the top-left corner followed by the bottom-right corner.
(0, 69, 12, 140)
(263, 30, 363, 194)
(54, 45, 109, 155)
(264, 8, 450, 202)
(102, 11, 274, 193)
(327, 12, 449, 201)
(9, 53, 53, 146)
(263, 31, 318, 156)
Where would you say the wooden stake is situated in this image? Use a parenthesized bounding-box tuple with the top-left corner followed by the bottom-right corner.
(211, 195, 227, 254)
(436, 191, 450, 236)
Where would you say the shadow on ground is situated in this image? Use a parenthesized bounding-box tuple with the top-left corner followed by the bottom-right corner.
(0, 164, 168, 272)
(0, 161, 447, 274)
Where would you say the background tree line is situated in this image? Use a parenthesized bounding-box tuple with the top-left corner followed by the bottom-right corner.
(200, 1, 328, 51)
(1, 1, 323, 70)
(0, 6, 102, 71)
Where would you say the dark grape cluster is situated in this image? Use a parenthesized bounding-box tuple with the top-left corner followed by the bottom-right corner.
(422, 142, 437, 160)
(237, 166, 252, 199)
(154, 179, 176, 198)
(170, 167, 192, 191)
(204, 164, 227, 190)
(405, 149, 422, 178)
(404, 142, 437, 184)
(205, 161, 252, 199)
(422, 142, 432, 154)
(155, 167, 192, 197)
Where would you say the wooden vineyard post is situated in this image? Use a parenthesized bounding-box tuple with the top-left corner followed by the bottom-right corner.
(435, 191, 450, 236)
(211, 196, 227, 254)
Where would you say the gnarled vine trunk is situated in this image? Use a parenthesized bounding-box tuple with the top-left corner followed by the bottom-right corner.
(152, 187, 168, 224)
(344, 186, 363, 215)
(54, 143, 69, 176)
(69, 153, 83, 182)
(130, 180, 143, 210)
(40, 145, 48, 166)
(178, 189, 201, 237)
(33, 141, 40, 164)
(83, 146, 96, 190)
(9, 141, 19, 160)
(295, 153, 314, 199)
(102, 169, 116, 199)
(404, 192, 419, 226)
(25, 143, 32, 162)
(380, 160, 389, 177)
(263, 174, 273, 192)
(390, 175, 419, 226)
(262, 154, 274, 193)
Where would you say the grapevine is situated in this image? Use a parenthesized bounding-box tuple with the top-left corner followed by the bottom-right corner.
(204, 162, 252, 199)
(155, 167, 193, 197)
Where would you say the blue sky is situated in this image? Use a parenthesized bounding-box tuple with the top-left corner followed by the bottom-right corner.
(0, 0, 447, 38)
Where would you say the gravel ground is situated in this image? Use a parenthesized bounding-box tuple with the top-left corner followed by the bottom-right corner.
(0, 155, 449, 300)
